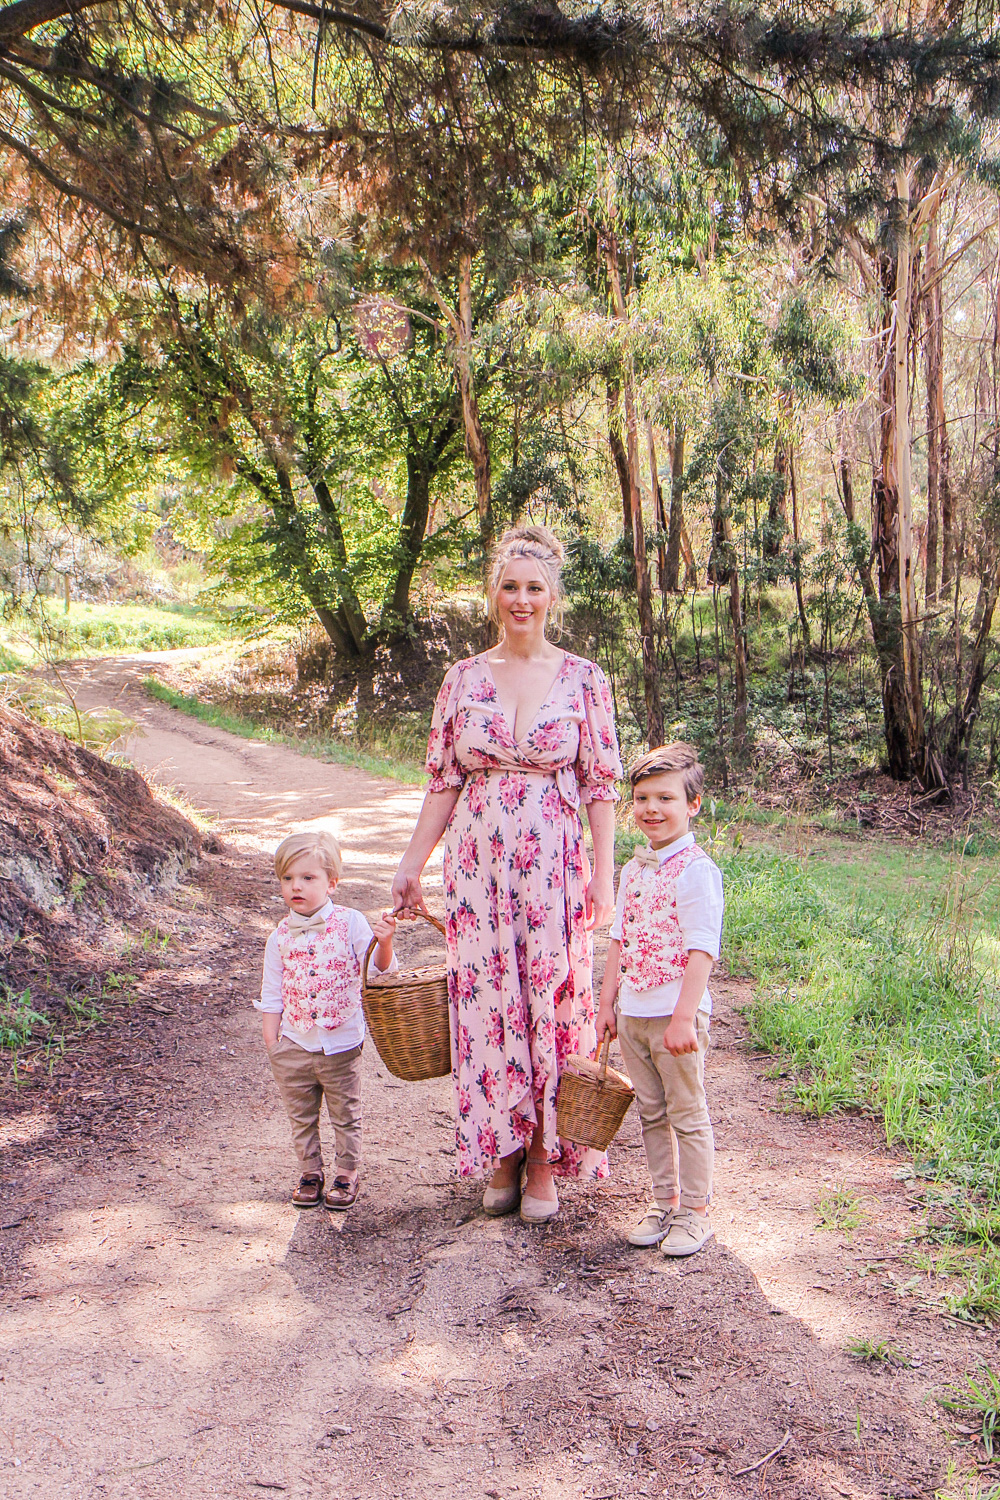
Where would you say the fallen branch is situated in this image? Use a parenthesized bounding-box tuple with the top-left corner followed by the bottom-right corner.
(732, 1430, 791, 1477)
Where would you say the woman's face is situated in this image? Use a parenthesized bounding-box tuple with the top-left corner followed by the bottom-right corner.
(494, 556, 554, 641)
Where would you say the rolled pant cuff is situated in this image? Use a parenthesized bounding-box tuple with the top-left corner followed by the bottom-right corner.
(679, 1192, 711, 1211)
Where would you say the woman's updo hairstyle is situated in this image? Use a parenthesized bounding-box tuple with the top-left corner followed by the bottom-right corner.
(487, 524, 566, 636)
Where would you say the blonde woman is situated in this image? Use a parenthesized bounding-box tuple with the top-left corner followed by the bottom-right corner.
(391, 526, 622, 1222)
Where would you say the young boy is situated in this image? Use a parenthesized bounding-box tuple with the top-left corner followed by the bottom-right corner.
(596, 744, 724, 1257)
(256, 831, 396, 1211)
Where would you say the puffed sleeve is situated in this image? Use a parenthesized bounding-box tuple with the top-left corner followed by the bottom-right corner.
(576, 662, 622, 802)
(425, 663, 467, 793)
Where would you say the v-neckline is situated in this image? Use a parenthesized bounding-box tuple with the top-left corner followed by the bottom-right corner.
(484, 650, 567, 746)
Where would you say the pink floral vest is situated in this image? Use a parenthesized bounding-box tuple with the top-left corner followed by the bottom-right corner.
(619, 844, 708, 991)
(276, 908, 361, 1034)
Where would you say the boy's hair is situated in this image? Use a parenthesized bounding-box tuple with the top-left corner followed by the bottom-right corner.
(273, 830, 343, 881)
(628, 742, 704, 804)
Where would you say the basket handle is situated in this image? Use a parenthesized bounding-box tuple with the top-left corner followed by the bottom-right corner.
(596, 1027, 612, 1087)
(362, 908, 447, 999)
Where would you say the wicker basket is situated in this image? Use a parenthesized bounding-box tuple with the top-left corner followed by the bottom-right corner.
(361, 911, 451, 1082)
(556, 1030, 635, 1150)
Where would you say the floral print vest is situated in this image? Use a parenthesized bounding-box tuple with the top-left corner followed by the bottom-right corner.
(618, 844, 708, 991)
(276, 908, 361, 1034)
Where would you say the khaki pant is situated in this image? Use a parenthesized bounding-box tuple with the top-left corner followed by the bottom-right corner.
(616, 1011, 713, 1211)
(267, 1034, 363, 1175)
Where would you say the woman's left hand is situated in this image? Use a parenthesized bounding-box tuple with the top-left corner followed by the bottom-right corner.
(585, 872, 615, 929)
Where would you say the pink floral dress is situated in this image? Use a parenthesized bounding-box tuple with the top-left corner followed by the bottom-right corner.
(426, 651, 622, 1180)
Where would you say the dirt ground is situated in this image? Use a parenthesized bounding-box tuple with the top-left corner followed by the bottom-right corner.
(0, 651, 994, 1500)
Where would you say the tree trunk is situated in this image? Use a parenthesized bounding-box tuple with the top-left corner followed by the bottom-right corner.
(680, 520, 697, 590)
(647, 418, 668, 605)
(765, 437, 788, 561)
(604, 228, 663, 748)
(893, 170, 927, 776)
(607, 377, 635, 569)
(664, 418, 685, 593)
(869, 193, 928, 783)
(725, 509, 748, 751)
(383, 453, 431, 632)
(455, 251, 493, 550)
(787, 441, 810, 645)
(309, 475, 369, 652)
(923, 217, 943, 604)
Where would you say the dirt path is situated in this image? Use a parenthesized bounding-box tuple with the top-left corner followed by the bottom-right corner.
(0, 652, 989, 1500)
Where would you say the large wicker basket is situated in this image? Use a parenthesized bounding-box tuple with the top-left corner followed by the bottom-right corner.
(556, 1030, 635, 1150)
(361, 911, 451, 1082)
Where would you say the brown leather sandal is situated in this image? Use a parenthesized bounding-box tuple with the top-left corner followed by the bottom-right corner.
(324, 1174, 359, 1211)
(291, 1172, 325, 1208)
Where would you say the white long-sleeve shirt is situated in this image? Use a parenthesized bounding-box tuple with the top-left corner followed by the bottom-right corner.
(256, 898, 397, 1054)
(610, 832, 724, 1018)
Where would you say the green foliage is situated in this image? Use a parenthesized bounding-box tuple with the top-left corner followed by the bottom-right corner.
(0, 984, 49, 1049)
(722, 849, 1000, 1197)
(1, 602, 237, 661)
(941, 1369, 1000, 1460)
(143, 678, 427, 785)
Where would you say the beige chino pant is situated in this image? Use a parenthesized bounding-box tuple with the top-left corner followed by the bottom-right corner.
(267, 1034, 363, 1175)
(616, 1011, 714, 1211)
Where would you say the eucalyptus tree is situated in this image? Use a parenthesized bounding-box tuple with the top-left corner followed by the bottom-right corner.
(112, 286, 466, 653)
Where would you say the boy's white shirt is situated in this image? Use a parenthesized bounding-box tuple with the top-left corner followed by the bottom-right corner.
(257, 897, 397, 1055)
(610, 831, 724, 1019)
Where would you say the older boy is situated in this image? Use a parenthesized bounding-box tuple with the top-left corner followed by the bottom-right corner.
(596, 744, 724, 1257)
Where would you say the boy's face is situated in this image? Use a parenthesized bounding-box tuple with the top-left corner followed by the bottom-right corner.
(279, 854, 338, 916)
(632, 770, 701, 848)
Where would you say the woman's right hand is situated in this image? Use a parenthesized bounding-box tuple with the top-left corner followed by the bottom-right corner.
(391, 866, 427, 916)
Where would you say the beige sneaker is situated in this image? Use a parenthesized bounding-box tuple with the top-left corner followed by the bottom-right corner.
(627, 1206, 674, 1247)
(659, 1208, 714, 1257)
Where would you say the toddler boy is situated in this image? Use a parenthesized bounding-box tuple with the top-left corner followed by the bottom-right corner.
(596, 744, 724, 1256)
(257, 831, 396, 1210)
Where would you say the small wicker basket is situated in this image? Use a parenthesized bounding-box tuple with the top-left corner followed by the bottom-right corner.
(361, 911, 451, 1082)
(556, 1029, 635, 1150)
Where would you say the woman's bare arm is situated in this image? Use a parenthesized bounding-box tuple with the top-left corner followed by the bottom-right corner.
(584, 796, 616, 927)
(391, 787, 462, 912)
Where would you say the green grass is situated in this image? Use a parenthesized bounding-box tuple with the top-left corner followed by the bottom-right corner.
(143, 679, 428, 785)
(721, 846, 1000, 1202)
(846, 1337, 911, 1366)
(1, 601, 238, 662)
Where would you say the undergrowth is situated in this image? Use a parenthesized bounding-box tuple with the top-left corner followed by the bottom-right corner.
(0, 601, 238, 663)
(722, 849, 1000, 1197)
(143, 678, 427, 785)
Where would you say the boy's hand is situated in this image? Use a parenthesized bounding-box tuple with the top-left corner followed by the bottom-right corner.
(595, 1001, 617, 1041)
(664, 1013, 699, 1056)
(262, 1012, 281, 1053)
(372, 910, 396, 942)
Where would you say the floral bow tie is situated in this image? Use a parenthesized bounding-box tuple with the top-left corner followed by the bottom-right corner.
(633, 843, 661, 870)
(287, 910, 328, 935)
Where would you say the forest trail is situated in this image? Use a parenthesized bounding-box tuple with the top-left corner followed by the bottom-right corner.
(0, 651, 986, 1500)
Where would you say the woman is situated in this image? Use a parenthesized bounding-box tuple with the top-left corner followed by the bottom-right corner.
(391, 525, 622, 1222)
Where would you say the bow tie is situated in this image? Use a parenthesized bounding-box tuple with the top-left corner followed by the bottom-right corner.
(633, 843, 661, 870)
(287, 910, 328, 935)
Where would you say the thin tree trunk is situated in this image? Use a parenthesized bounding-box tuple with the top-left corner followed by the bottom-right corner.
(455, 251, 493, 549)
(893, 168, 927, 775)
(607, 377, 635, 565)
(604, 227, 663, 747)
(680, 520, 697, 590)
(766, 436, 787, 561)
(647, 418, 668, 605)
(923, 218, 943, 604)
(664, 419, 685, 593)
(787, 442, 810, 645)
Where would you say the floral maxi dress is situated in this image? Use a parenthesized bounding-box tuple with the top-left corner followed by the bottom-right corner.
(425, 652, 622, 1180)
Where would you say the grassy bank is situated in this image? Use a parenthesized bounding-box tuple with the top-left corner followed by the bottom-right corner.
(721, 844, 1000, 1319)
(143, 679, 428, 785)
(1, 601, 239, 663)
